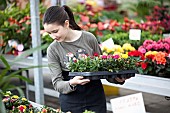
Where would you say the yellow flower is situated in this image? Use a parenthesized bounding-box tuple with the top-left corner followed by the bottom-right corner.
(122, 43, 131, 50)
(145, 51, 158, 57)
(86, 0, 97, 7)
(100, 45, 106, 51)
(114, 45, 124, 53)
(114, 52, 121, 56)
(129, 47, 136, 51)
(122, 43, 136, 51)
(12, 95, 19, 99)
(22, 97, 27, 101)
(106, 47, 114, 53)
(121, 54, 128, 59)
(103, 52, 108, 55)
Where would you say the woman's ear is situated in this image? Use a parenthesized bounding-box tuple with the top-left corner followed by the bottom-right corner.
(64, 20, 69, 28)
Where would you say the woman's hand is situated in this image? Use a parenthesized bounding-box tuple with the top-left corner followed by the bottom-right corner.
(69, 76, 90, 86)
(114, 77, 129, 83)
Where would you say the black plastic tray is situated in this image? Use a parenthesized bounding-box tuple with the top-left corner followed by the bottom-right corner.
(69, 70, 136, 80)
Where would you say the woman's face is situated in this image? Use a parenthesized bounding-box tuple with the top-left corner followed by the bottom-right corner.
(43, 22, 69, 42)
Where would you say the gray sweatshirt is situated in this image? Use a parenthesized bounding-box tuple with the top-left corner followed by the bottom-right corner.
(47, 31, 121, 94)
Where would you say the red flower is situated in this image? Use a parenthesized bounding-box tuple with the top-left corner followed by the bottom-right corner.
(18, 105, 26, 112)
(146, 54, 155, 60)
(141, 62, 148, 70)
(73, 57, 77, 63)
(128, 50, 143, 57)
(93, 52, 99, 57)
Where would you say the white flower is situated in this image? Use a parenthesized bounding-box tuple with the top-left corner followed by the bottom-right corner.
(17, 44, 24, 51)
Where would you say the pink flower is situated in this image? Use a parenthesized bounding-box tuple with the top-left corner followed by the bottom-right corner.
(164, 43, 170, 50)
(138, 46, 146, 53)
(112, 54, 120, 59)
(143, 40, 154, 47)
(107, 55, 112, 59)
(101, 55, 107, 59)
(145, 44, 153, 50)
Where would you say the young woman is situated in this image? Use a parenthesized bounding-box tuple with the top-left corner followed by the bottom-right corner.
(43, 5, 127, 113)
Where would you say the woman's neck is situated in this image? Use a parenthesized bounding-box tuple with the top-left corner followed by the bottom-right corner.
(64, 29, 82, 42)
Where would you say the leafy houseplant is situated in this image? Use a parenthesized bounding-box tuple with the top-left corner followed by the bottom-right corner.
(0, 44, 48, 113)
(0, 3, 46, 55)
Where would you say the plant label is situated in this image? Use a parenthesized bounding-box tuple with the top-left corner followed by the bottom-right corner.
(101, 38, 114, 48)
(163, 33, 170, 38)
(129, 29, 141, 40)
(110, 93, 146, 113)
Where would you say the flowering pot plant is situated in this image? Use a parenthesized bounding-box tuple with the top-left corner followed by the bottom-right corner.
(136, 38, 170, 77)
(67, 51, 137, 73)
(2, 91, 95, 113)
(128, 50, 170, 78)
(1, 91, 68, 113)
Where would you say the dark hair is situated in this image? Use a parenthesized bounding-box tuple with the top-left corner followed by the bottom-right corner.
(43, 5, 81, 30)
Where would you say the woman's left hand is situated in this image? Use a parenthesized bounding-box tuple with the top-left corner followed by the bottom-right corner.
(114, 77, 129, 83)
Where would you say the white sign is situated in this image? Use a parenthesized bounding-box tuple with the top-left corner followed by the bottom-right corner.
(102, 38, 114, 48)
(110, 93, 146, 113)
(163, 33, 170, 38)
(129, 29, 141, 40)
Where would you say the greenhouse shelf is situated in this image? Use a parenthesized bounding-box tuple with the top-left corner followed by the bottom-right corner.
(1, 55, 170, 97)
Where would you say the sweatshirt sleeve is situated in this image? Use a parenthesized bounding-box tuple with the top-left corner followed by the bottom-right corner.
(47, 46, 75, 94)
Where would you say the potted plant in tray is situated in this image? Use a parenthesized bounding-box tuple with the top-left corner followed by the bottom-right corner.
(67, 50, 138, 80)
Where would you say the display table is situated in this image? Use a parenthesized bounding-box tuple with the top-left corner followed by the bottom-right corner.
(1, 55, 170, 97)
(1, 54, 169, 111)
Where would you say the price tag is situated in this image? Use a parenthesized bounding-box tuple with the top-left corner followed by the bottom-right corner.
(110, 93, 146, 113)
(129, 29, 141, 40)
(101, 38, 114, 48)
(163, 33, 170, 38)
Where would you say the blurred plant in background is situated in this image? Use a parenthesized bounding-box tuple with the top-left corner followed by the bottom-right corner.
(0, 3, 46, 55)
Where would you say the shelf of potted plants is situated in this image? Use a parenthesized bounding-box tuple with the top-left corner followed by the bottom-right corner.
(1, 41, 170, 97)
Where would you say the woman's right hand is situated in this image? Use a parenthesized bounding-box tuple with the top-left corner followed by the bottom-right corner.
(69, 76, 90, 86)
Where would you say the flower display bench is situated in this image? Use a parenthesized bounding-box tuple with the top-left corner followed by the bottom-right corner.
(1, 55, 170, 111)
(101, 74, 170, 97)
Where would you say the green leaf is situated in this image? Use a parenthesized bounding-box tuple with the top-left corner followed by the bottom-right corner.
(0, 94, 6, 113)
(15, 87, 25, 97)
(166, 68, 170, 72)
(0, 55, 10, 69)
